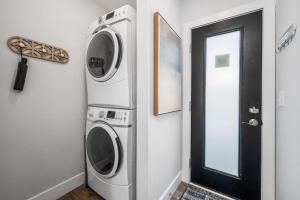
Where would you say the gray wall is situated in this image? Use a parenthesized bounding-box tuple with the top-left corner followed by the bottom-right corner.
(276, 0, 300, 199)
(0, 0, 106, 199)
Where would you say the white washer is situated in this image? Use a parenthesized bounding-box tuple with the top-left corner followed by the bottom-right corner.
(85, 5, 136, 109)
(86, 106, 136, 200)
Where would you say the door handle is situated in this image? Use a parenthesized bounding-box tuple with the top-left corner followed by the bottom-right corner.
(249, 106, 260, 114)
(242, 119, 260, 127)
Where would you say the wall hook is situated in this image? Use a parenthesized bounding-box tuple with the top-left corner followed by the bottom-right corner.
(7, 36, 70, 64)
(277, 24, 297, 53)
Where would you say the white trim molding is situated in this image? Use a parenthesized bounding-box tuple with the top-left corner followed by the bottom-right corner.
(159, 172, 182, 200)
(136, 0, 150, 199)
(182, 1, 276, 200)
(27, 172, 85, 200)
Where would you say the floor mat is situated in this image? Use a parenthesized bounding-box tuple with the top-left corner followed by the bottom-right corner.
(180, 184, 232, 200)
(181, 187, 216, 200)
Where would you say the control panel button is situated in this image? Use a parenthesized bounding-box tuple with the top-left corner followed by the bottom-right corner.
(99, 111, 105, 118)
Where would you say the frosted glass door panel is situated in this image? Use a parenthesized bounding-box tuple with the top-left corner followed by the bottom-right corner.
(204, 31, 241, 176)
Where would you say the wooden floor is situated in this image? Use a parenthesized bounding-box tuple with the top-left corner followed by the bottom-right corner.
(58, 182, 230, 200)
(171, 182, 188, 200)
(57, 186, 105, 200)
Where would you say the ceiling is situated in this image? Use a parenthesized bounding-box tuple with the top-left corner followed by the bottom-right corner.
(96, 0, 136, 11)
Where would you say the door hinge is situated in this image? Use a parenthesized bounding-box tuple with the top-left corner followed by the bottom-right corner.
(189, 44, 191, 53)
(189, 158, 191, 168)
(189, 101, 191, 112)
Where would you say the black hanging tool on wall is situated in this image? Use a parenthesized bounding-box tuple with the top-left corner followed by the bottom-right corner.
(13, 47, 28, 91)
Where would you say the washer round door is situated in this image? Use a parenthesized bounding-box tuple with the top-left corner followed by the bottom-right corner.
(86, 28, 123, 82)
(86, 124, 122, 178)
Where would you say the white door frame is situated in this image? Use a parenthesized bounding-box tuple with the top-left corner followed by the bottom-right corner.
(181, 1, 276, 199)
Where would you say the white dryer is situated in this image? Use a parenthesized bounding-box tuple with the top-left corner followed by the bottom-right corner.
(85, 5, 136, 109)
(86, 106, 136, 200)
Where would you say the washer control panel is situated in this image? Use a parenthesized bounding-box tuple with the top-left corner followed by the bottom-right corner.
(87, 107, 134, 126)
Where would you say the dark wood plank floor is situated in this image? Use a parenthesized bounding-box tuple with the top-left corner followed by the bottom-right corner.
(57, 186, 105, 200)
(171, 182, 188, 200)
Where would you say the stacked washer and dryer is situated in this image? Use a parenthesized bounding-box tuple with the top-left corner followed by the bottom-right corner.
(85, 5, 136, 200)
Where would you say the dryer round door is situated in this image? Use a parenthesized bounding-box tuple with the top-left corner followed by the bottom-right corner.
(86, 123, 122, 178)
(86, 28, 123, 82)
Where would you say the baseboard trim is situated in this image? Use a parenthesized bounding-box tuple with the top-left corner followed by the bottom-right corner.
(159, 171, 182, 200)
(27, 172, 85, 200)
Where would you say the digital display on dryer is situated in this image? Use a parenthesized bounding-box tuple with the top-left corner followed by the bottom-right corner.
(106, 12, 115, 20)
(107, 111, 116, 119)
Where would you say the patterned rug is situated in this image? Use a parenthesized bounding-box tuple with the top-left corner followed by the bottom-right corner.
(180, 185, 230, 200)
(181, 188, 216, 200)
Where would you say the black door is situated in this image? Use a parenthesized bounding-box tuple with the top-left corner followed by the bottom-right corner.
(191, 11, 262, 200)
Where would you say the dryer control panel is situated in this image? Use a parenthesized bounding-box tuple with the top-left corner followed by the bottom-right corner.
(98, 5, 135, 25)
(87, 107, 135, 126)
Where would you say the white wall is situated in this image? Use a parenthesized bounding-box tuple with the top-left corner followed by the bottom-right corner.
(136, 0, 182, 199)
(96, 0, 136, 10)
(276, 0, 300, 199)
(181, 0, 256, 24)
(0, 0, 106, 199)
(148, 1, 182, 199)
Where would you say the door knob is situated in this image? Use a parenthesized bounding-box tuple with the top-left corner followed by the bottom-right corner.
(242, 119, 259, 127)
